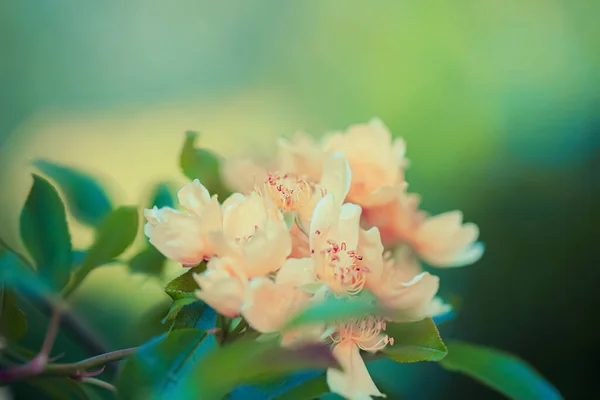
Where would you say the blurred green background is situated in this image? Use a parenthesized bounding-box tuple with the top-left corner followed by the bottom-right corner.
(1, 1, 598, 399)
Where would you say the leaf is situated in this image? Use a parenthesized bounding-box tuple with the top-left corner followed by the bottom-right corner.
(163, 297, 197, 323)
(25, 377, 91, 400)
(116, 329, 211, 400)
(147, 182, 176, 209)
(164, 263, 207, 300)
(129, 246, 167, 278)
(0, 251, 53, 298)
(179, 131, 231, 199)
(33, 159, 113, 227)
(270, 373, 329, 400)
(169, 301, 217, 332)
(163, 339, 339, 400)
(382, 318, 447, 363)
(0, 288, 27, 341)
(63, 206, 139, 297)
(284, 289, 380, 330)
(20, 174, 72, 291)
(440, 340, 562, 400)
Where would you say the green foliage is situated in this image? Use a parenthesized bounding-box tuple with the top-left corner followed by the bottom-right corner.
(26, 377, 92, 400)
(164, 297, 197, 323)
(440, 340, 562, 400)
(0, 251, 53, 298)
(33, 159, 113, 227)
(116, 329, 210, 400)
(169, 300, 209, 331)
(272, 374, 329, 400)
(63, 206, 139, 297)
(146, 182, 176, 209)
(164, 263, 207, 300)
(382, 318, 447, 363)
(179, 131, 231, 199)
(163, 339, 339, 399)
(20, 174, 72, 291)
(0, 289, 27, 341)
(284, 289, 380, 329)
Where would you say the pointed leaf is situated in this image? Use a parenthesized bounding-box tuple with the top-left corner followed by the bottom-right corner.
(129, 246, 167, 278)
(0, 251, 53, 298)
(179, 131, 231, 199)
(169, 301, 218, 332)
(0, 289, 27, 341)
(20, 174, 72, 290)
(271, 373, 329, 400)
(63, 206, 139, 297)
(164, 263, 207, 300)
(147, 182, 176, 209)
(440, 340, 562, 400)
(33, 159, 112, 227)
(383, 318, 447, 363)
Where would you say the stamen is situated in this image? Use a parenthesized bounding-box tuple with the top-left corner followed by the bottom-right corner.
(265, 172, 313, 212)
(331, 316, 393, 352)
(315, 240, 367, 295)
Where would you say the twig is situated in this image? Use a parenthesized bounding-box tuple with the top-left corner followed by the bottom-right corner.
(44, 347, 137, 376)
(80, 377, 117, 392)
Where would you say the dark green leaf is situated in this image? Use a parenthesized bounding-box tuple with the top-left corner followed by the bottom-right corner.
(63, 206, 139, 297)
(0, 289, 27, 341)
(26, 377, 91, 400)
(284, 289, 380, 330)
(0, 251, 53, 298)
(33, 159, 113, 227)
(271, 373, 329, 400)
(164, 263, 207, 300)
(116, 329, 210, 400)
(129, 246, 167, 278)
(20, 174, 72, 290)
(170, 301, 217, 332)
(179, 131, 231, 199)
(147, 182, 176, 209)
(163, 339, 338, 400)
(163, 297, 197, 323)
(382, 318, 447, 363)
(440, 340, 562, 400)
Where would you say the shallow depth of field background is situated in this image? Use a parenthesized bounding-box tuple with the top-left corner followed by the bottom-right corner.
(0, 1, 598, 399)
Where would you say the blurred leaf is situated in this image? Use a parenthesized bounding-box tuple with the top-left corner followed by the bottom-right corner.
(259, 372, 328, 400)
(63, 207, 139, 297)
(284, 289, 380, 330)
(20, 174, 72, 291)
(27, 377, 91, 400)
(147, 182, 176, 209)
(164, 263, 207, 300)
(163, 339, 338, 400)
(116, 329, 210, 400)
(129, 246, 167, 278)
(440, 340, 562, 400)
(179, 131, 231, 199)
(0, 289, 27, 341)
(164, 297, 197, 323)
(33, 159, 113, 227)
(0, 251, 53, 298)
(71, 250, 118, 274)
(170, 301, 217, 332)
(382, 318, 447, 363)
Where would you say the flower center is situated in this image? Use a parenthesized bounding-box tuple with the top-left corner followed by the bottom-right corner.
(315, 239, 368, 295)
(332, 316, 394, 351)
(233, 225, 259, 245)
(265, 173, 312, 212)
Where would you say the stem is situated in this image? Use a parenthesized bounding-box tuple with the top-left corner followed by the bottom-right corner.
(80, 377, 117, 392)
(44, 348, 137, 376)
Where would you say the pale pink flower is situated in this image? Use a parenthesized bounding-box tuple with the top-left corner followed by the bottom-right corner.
(327, 316, 392, 400)
(193, 256, 247, 317)
(277, 131, 326, 183)
(210, 191, 292, 277)
(324, 119, 408, 208)
(221, 156, 271, 194)
(143, 179, 222, 266)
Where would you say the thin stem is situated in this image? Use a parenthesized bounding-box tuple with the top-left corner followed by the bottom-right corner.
(44, 347, 137, 376)
(40, 306, 62, 359)
(80, 377, 117, 392)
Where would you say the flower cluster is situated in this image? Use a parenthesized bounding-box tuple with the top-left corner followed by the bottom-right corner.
(144, 119, 483, 399)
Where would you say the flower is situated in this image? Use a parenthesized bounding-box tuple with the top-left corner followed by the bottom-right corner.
(324, 119, 408, 207)
(143, 179, 221, 266)
(193, 257, 247, 317)
(210, 191, 292, 277)
(327, 316, 392, 400)
(361, 187, 484, 268)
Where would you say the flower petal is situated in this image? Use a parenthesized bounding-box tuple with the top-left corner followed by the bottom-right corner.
(194, 258, 247, 318)
(320, 153, 352, 204)
(276, 258, 317, 287)
(309, 194, 340, 252)
(338, 203, 362, 251)
(177, 179, 211, 216)
(327, 341, 383, 400)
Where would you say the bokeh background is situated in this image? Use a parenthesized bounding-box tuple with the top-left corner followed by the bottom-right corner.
(1, 1, 598, 399)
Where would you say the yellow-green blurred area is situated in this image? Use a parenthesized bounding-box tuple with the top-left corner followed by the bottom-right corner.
(0, 1, 598, 399)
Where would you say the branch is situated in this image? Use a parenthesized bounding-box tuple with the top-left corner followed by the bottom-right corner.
(80, 377, 117, 392)
(44, 347, 137, 377)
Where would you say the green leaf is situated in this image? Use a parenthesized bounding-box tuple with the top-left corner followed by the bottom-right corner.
(0, 251, 53, 298)
(20, 174, 72, 291)
(116, 329, 209, 400)
(164, 297, 200, 324)
(179, 131, 231, 199)
(63, 206, 139, 297)
(129, 246, 167, 278)
(33, 159, 113, 227)
(147, 182, 176, 209)
(440, 340, 562, 400)
(284, 289, 380, 330)
(26, 377, 91, 400)
(382, 318, 447, 363)
(0, 288, 27, 341)
(272, 374, 329, 400)
(164, 263, 207, 300)
(163, 339, 339, 399)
